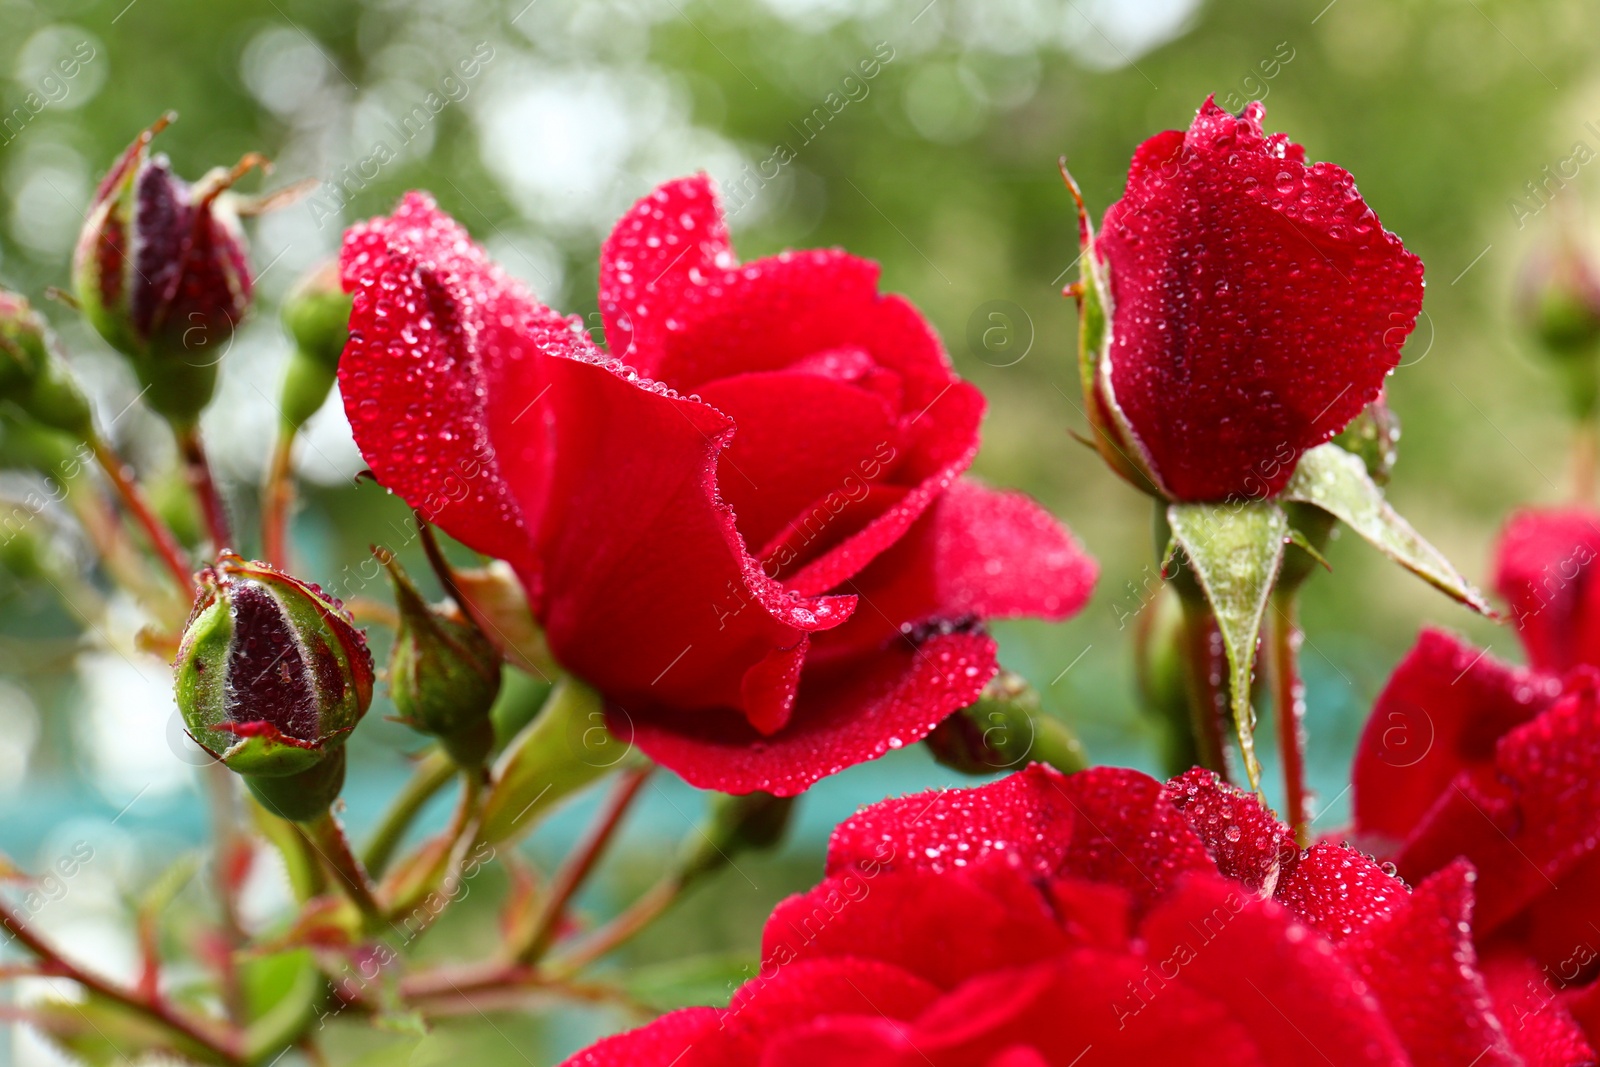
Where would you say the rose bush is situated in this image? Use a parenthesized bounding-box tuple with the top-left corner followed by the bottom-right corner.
(565, 764, 1589, 1066)
(337, 180, 1095, 795)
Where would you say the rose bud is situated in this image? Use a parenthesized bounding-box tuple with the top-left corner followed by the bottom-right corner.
(0, 291, 93, 438)
(925, 669, 1087, 776)
(278, 259, 352, 432)
(1516, 235, 1600, 419)
(72, 115, 261, 428)
(174, 554, 374, 821)
(382, 553, 502, 768)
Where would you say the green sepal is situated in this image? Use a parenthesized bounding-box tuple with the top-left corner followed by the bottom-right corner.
(476, 676, 637, 846)
(1165, 500, 1289, 790)
(1280, 443, 1492, 615)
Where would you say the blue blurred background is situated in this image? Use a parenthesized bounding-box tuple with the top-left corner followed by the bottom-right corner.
(0, 0, 1593, 1061)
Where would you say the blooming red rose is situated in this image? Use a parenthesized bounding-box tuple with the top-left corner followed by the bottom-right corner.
(1087, 97, 1424, 502)
(338, 182, 1094, 795)
(1350, 508, 1600, 1037)
(563, 764, 1556, 1066)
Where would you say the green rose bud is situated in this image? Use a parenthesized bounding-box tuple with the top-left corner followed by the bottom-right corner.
(0, 290, 93, 438)
(1516, 235, 1600, 419)
(926, 670, 1088, 777)
(278, 259, 352, 431)
(174, 554, 374, 820)
(383, 553, 502, 767)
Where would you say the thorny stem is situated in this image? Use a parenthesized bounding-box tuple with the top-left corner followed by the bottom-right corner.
(303, 809, 386, 931)
(176, 425, 233, 553)
(515, 765, 653, 965)
(0, 898, 244, 1064)
(362, 747, 456, 878)
(1269, 593, 1311, 846)
(88, 434, 195, 595)
(261, 429, 296, 569)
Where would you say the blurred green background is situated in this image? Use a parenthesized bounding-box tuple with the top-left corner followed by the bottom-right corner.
(0, 0, 1595, 1062)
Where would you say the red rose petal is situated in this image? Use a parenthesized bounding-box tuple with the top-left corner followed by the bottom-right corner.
(1481, 952, 1599, 1067)
(1341, 862, 1521, 1067)
(1394, 677, 1600, 935)
(696, 368, 900, 552)
(1164, 768, 1298, 895)
(1139, 876, 1410, 1066)
(1273, 842, 1406, 942)
(1352, 627, 1559, 852)
(805, 479, 1098, 668)
(555, 1005, 722, 1067)
(1492, 507, 1600, 674)
(1097, 97, 1424, 501)
(624, 629, 996, 796)
(761, 866, 1068, 991)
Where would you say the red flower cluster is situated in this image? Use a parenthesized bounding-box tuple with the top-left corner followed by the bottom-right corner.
(565, 763, 1581, 1066)
(1087, 97, 1424, 501)
(1351, 507, 1600, 1055)
(337, 180, 1094, 795)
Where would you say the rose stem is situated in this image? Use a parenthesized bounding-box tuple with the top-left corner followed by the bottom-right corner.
(415, 513, 465, 608)
(515, 765, 653, 965)
(202, 763, 250, 1024)
(1178, 596, 1231, 780)
(87, 433, 195, 594)
(544, 874, 684, 978)
(175, 425, 233, 552)
(1574, 417, 1597, 504)
(361, 747, 456, 878)
(1269, 592, 1311, 846)
(303, 808, 387, 929)
(260, 429, 296, 568)
(0, 899, 244, 1064)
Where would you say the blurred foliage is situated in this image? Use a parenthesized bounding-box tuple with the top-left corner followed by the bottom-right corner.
(1, 0, 1599, 1061)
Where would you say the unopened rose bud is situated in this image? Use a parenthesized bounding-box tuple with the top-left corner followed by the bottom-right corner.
(926, 670, 1088, 777)
(72, 115, 260, 427)
(174, 554, 374, 820)
(1517, 236, 1600, 419)
(677, 791, 796, 883)
(383, 554, 502, 767)
(0, 291, 93, 437)
(278, 259, 352, 431)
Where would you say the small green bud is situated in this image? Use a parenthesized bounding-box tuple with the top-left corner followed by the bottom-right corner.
(926, 670, 1088, 777)
(383, 554, 502, 767)
(1517, 236, 1600, 420)
(0, 291, 93, 437)
(278, 259, 352, 430)
(678, 791, 796, 883)
(174, 554, 374, 817)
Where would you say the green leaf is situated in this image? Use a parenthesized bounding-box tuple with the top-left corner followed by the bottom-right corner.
(477, 676, 639, 846)
(1281, 443, 1492, 615)
(26, 994, 227, 1066)
(1166, 500, 1289, 790)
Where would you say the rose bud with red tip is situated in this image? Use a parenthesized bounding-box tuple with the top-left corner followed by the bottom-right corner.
(72, 115, 260, 427)
(1516, 233, 1600, 419)
(174, 554, 374, 821)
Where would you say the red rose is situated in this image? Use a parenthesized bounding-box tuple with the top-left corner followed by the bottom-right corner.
(563, 765, 1548, 1066)
(1088, 97, 1424, 502)
(1349, 509, 1600, 1058)
(338, 183, 1095, 795)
